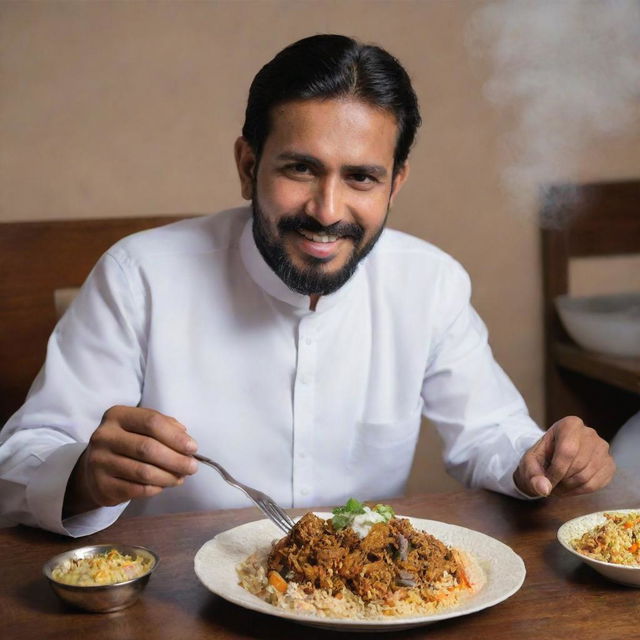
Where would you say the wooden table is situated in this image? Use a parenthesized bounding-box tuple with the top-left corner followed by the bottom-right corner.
(3, 473, 640, 640)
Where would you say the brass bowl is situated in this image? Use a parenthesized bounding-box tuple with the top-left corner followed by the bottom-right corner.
(43, 543, 159, 612)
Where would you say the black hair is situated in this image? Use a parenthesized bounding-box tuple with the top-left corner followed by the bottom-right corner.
(242, 34, 421, 175)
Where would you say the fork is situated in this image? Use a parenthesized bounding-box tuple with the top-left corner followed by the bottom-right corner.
(193, 453, 296, 534)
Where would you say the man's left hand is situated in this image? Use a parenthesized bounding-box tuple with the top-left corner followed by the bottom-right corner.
(514, 416, 616, 497)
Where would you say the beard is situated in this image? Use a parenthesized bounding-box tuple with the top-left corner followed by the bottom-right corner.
(251, 194, 388, 297)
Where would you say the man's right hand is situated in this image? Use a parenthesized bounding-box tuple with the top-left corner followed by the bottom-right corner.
(63, 406, 198, 517)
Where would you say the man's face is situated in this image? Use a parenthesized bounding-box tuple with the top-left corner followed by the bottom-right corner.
(236, 98, 408, 298)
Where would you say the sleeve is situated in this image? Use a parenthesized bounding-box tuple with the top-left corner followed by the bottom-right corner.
(0, 249, 147, 535)
(421, 259, 544, 499)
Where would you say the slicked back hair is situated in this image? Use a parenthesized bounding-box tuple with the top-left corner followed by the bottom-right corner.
(242, 34, 421, 176)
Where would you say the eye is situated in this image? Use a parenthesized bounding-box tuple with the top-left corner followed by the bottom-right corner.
(281, 162, 315, 180)
(348, 173, 378, 189)
(286, 163, 311, 174)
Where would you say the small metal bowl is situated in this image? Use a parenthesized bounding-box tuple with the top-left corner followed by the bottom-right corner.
(43, 543, 159, 612)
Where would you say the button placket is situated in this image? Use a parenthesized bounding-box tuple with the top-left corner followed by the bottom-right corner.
(292, 315, 317, 506)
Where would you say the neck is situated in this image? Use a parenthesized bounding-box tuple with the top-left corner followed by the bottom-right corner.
(309, 294, 320, 311)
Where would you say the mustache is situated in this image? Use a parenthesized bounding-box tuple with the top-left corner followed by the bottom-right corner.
(277, 214, 364, 242)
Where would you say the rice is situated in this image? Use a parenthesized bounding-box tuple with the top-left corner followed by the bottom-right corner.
(237, 549, 474, 619)
(236, 513, 484, 620)
(571, 511, 640, 566)
(51, 548, 151, 586)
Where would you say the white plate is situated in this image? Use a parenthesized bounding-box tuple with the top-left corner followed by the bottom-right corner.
(194, 514, 526, 631)
(557, 509, 640, 587)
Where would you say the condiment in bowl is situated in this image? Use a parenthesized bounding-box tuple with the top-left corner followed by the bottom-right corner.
(43, 543, 159, 612)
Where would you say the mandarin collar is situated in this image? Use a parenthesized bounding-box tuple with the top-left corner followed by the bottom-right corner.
(239, 214, 363, 313)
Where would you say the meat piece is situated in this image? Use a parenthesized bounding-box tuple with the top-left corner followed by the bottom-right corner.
(266, 512, 467, 603)
(359, 522, 393, 556)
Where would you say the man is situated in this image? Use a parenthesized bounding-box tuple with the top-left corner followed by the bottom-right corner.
(0, 35, 614, 536)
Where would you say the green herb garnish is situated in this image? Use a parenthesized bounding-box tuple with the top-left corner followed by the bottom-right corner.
(331, 498, 395, 530)
(373, 503, 395, 521)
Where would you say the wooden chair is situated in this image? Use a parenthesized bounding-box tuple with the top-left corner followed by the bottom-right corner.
(0, 215, 195, 425)
(541, 179, 640, 440)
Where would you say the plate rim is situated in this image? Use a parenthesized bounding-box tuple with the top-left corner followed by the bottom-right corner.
(193, 513, 526, 630)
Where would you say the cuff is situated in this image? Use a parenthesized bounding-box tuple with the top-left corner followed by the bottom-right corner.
(26, 442, 129, 537)
(511, 476, 545, 500)
(508, 433, 546, 500)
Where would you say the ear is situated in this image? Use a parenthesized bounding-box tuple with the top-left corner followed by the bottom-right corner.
(234, 136, 257, 201)
(389, 161, 410, 208)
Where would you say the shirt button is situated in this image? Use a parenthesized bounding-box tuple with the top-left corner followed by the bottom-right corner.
(300, 375, 310, 385)
(299, 452, 307, 460)
(300, 487, 309, 496)
(304, 337, 313, 346)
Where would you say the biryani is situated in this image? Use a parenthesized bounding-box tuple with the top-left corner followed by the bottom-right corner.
(237, 499, 485, 619)
(51, 548, 152, 586)
(571, 511, 640, 566)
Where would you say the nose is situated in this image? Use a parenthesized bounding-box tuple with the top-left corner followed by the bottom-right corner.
(304, 176, 343, 227)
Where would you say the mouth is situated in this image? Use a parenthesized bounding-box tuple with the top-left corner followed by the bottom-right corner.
(292, 228, 350, 262)
(296, 229, 340, 243)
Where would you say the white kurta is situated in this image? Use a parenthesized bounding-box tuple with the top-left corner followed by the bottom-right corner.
(0, 207, 543, 536)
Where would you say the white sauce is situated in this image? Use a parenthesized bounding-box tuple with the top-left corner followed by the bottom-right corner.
(351, 506, 386, 539)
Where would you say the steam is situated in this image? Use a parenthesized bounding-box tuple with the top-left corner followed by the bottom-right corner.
(466, 0, 640, 226)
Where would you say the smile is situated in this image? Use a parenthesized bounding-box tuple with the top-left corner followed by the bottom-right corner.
(297, 229, 340, 243)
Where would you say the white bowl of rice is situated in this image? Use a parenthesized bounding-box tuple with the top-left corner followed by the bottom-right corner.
(557, 509, 640, 587)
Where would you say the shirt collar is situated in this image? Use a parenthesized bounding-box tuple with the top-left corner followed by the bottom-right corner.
(239, 215, 363, 313)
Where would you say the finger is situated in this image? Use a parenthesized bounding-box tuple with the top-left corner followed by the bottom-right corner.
(559, 447, 592, 486)
(89, 470, 168, 507)
(563, 433, 610, 485)
(554, 462, 599, 494)
(93, 449, 190, 488)
(543, 418, 585, 487)
(529, 474, 553, 496)
(101, 431, 198, 477)
(103, 406, 198, 455)
(515, 433, 555, 496)
(553, 457, 617, 497)
(555, 437, 614, 494)
(517, 416, 584, 495)
(93, 408, 198, 477)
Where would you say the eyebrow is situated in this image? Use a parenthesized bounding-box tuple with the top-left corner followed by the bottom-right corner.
(276, 152, 388, 178)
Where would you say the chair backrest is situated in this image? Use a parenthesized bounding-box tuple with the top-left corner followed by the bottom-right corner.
(540, 179, 640, 433)
(541, 180, 640, 302)
(0, 215, 195, 425)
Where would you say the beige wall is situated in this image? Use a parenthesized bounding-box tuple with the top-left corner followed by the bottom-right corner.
(2, 1, 639, 493)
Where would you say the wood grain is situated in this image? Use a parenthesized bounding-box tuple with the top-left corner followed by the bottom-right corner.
(2, 473, 640, 640)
